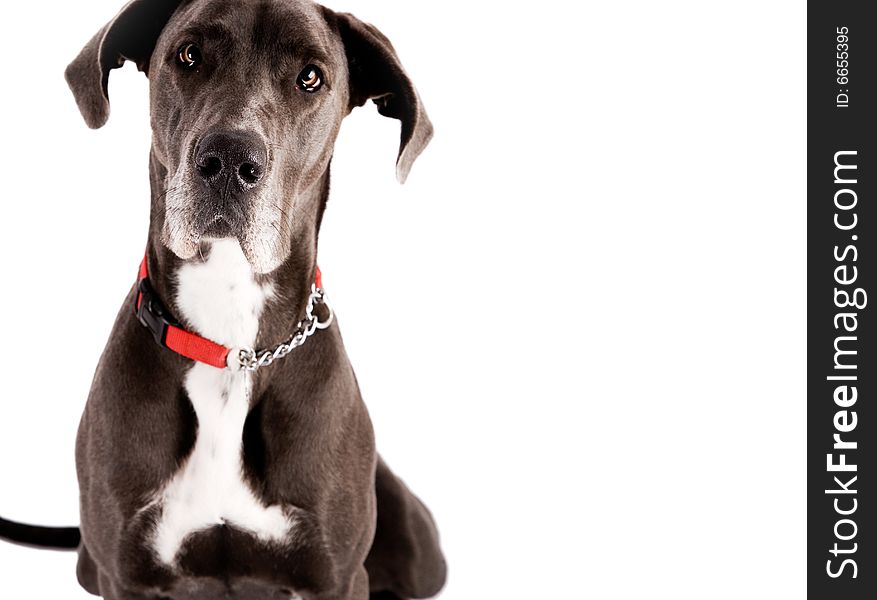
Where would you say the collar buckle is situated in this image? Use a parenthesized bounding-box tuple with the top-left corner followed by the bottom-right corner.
(135, 279, 174, 346)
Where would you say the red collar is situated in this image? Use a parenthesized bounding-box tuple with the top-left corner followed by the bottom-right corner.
(135, 253, 322, 370)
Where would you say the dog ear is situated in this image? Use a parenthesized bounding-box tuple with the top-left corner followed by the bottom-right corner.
(65, 0, 183, 129)
(332, 12, 433, 184)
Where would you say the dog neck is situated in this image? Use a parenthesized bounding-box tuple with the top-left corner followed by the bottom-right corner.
(143, 149, 331, 358)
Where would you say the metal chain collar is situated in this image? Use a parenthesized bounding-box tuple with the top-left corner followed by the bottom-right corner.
(233, 284, 334, 372)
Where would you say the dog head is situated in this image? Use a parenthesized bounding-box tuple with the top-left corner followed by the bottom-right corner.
(66, 0, 432, 273)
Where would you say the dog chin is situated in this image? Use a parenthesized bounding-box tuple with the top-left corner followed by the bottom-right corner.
(163, 230, 283, 275)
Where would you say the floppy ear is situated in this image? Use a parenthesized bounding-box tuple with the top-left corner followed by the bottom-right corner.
(332, 12, 434, 183)
(65, 0, 183, 129)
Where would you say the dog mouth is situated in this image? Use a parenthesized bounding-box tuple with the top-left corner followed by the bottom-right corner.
(163, 177, 286, 274)
(199, 214, 235, 239)
(192, 201, 247, 240)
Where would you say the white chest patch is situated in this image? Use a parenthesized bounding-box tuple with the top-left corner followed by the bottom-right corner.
(148, 240, 290, 566)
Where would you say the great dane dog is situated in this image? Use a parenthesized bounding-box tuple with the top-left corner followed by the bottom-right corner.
(0, 1, 446, 599)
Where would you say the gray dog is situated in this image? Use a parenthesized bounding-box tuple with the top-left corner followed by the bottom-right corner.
(0, 1, 446, 599)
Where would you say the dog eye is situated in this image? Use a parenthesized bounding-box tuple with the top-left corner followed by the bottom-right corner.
(296, 65, 324, 93)
(176, 44, 202, 70)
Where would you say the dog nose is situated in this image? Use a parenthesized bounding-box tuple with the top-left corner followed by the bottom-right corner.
(195, 131, 267, 194)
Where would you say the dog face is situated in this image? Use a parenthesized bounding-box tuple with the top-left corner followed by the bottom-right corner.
(66, 0, 432, 273)
(152, 0, 351, 272)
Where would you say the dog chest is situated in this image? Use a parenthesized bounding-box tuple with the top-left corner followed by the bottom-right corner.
(148, 240, 291, 566)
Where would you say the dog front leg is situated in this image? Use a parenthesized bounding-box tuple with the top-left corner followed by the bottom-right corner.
(314, 564, 369, 600)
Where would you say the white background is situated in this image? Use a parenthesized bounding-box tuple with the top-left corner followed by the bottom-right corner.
(0, 1, 805, 598)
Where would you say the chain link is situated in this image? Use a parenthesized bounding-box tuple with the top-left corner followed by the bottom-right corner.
(234, 284, 334, 371)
